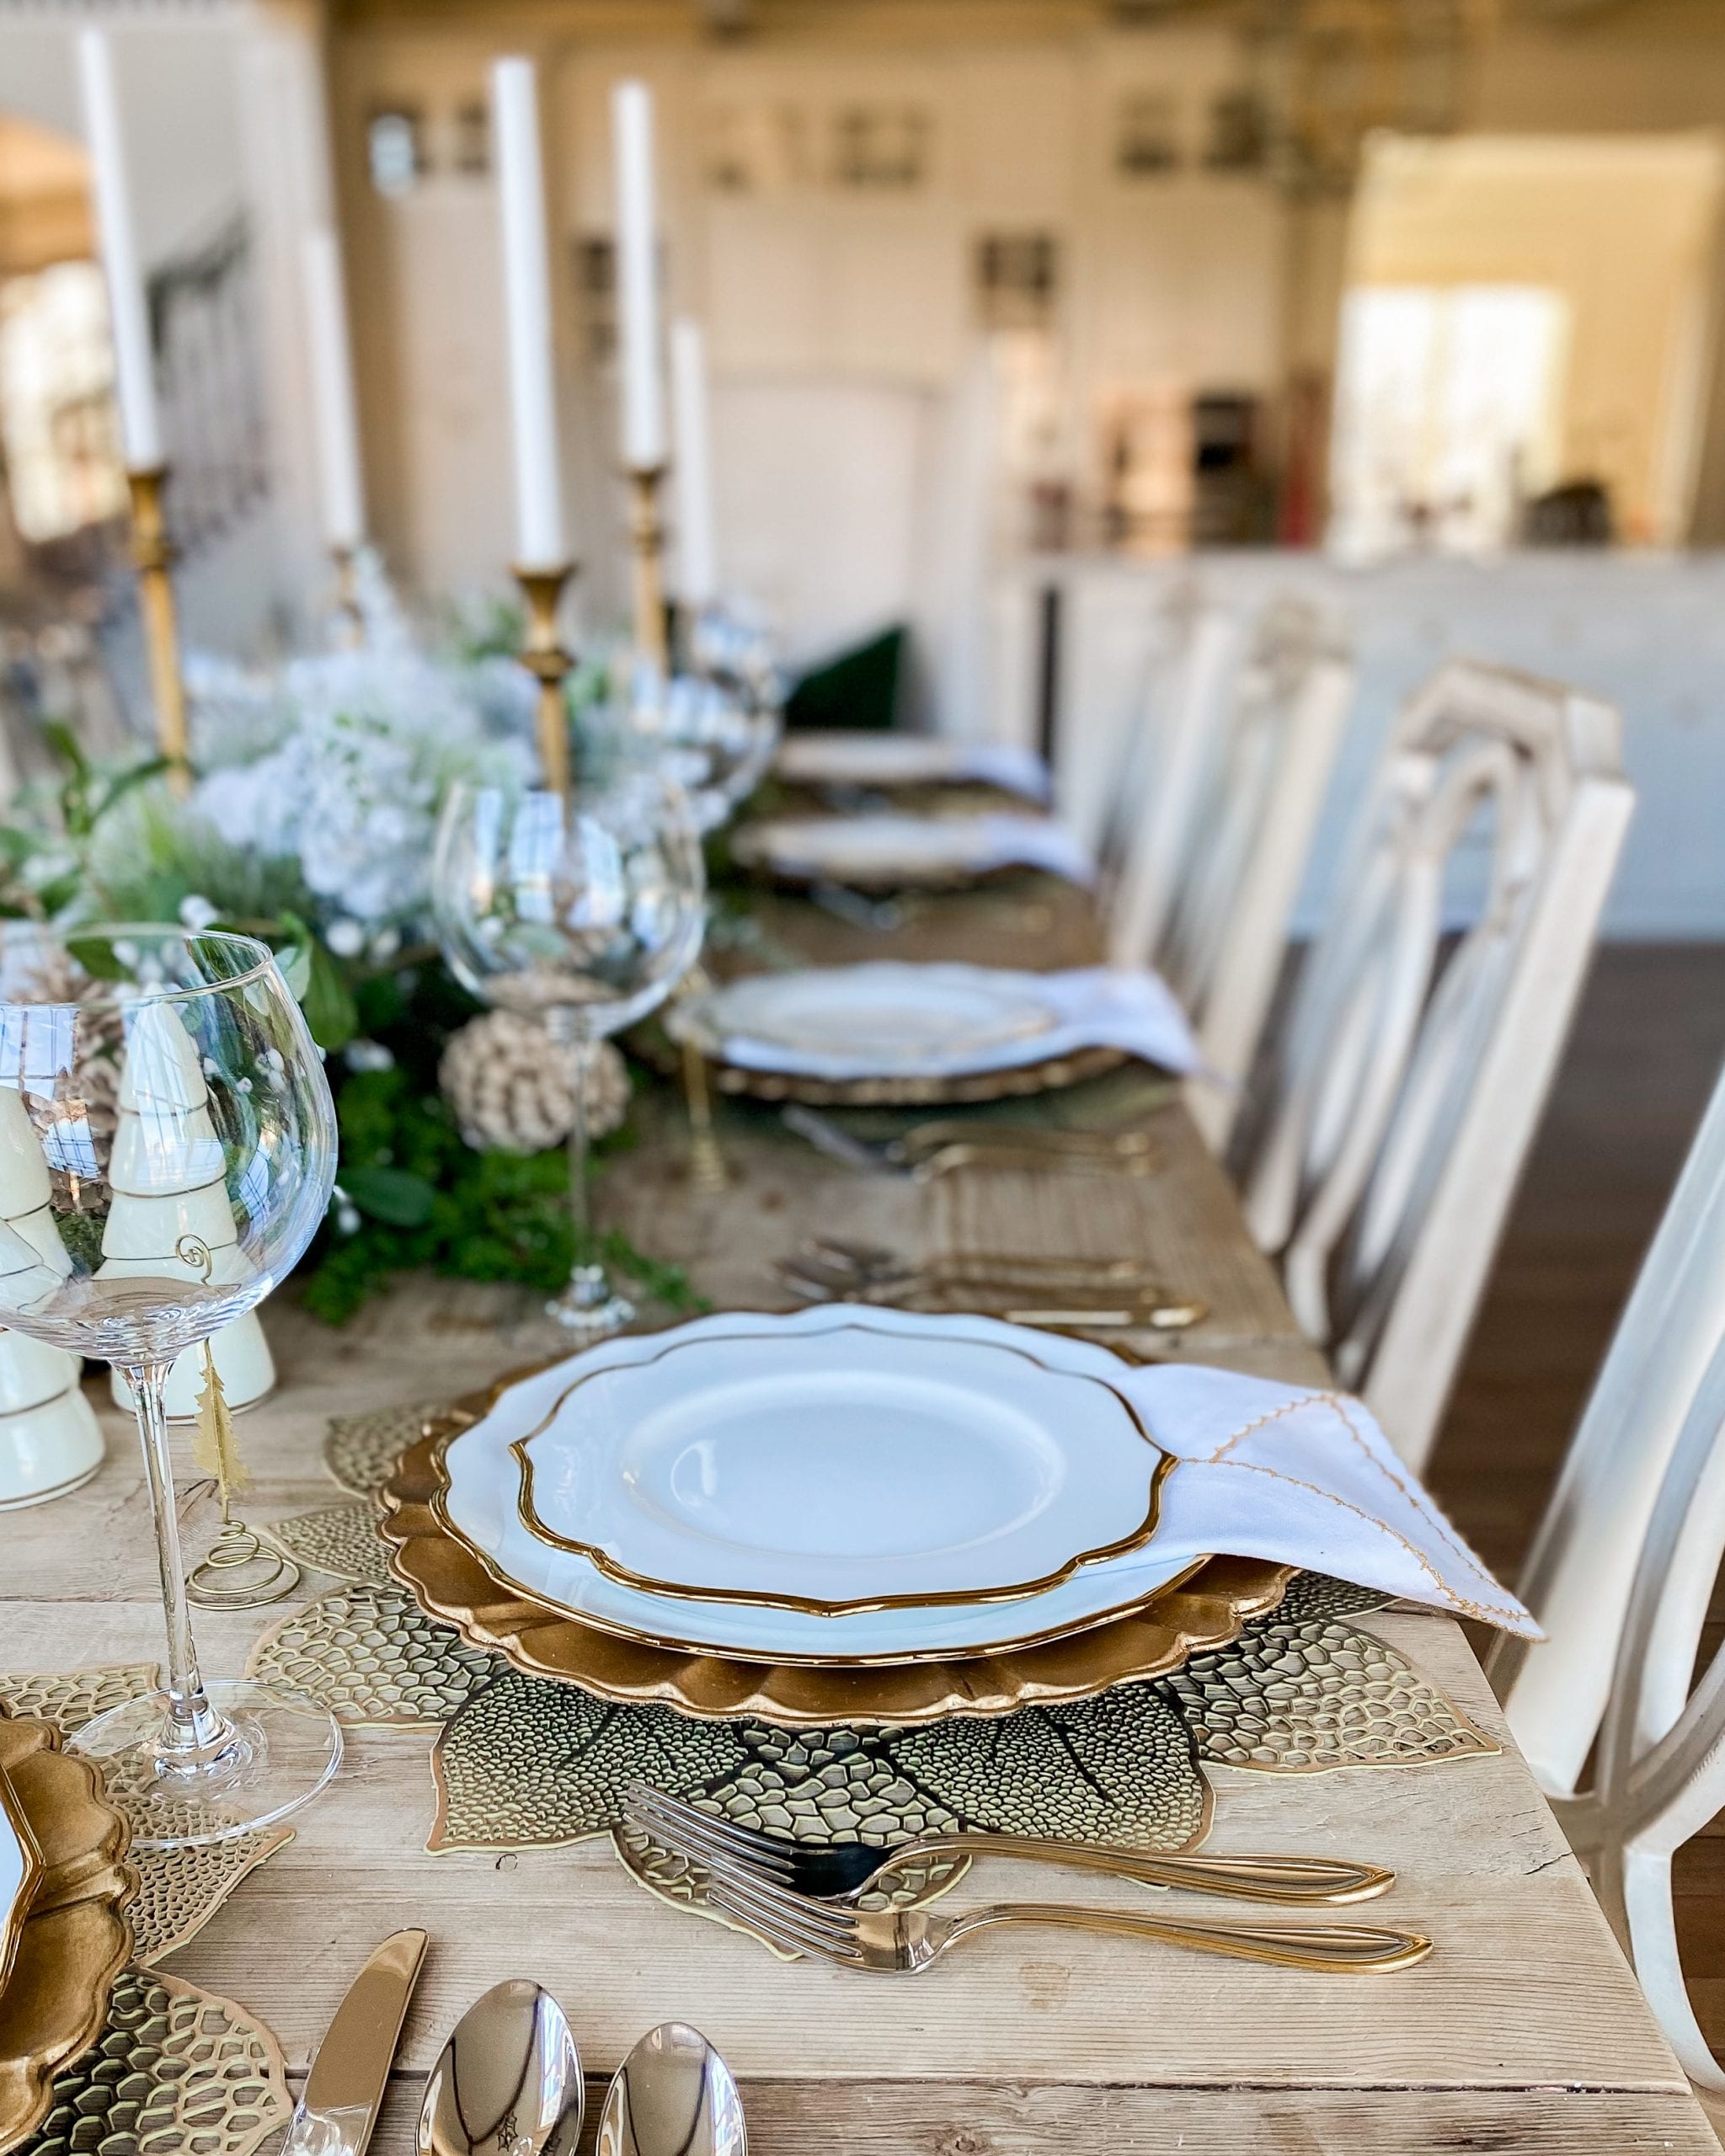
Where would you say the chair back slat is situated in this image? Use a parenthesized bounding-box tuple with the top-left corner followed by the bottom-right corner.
(1493, 1062, 1725, 1797)
(1241, 658, 1632, 1467)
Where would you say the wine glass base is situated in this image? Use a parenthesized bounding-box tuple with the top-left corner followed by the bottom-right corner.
(545, 1284, 635, 1336)
(71, 1679, 343, 1849)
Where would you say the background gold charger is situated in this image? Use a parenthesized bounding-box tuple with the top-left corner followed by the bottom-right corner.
(0, 1715, 135, 2154)
(380, 1417, 1294, 1727)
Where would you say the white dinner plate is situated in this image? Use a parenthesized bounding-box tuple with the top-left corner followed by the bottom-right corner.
(676, 965, 1058, 1070)
(0, 1762, 43, 1997)
(440, 1306, 1202, 1663)
(732, 813, 1092, 889)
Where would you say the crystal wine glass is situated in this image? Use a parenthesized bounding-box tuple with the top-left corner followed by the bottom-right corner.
(0, 926, 339, 1846)
(433, 760, 706, 1333)
(628, 654, 782, 834)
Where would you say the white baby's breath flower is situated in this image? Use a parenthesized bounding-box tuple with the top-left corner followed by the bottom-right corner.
(325, 919, 366, 958)
(178, 894, 219, 931)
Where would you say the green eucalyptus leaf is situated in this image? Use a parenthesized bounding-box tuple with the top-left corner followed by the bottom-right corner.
(300, 940, 359, 1051)
(342, 1164, 436, 1226)
(63, 934, 127, 982)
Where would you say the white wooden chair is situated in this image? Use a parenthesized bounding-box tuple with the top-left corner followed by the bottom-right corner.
(1239, 659, 1633, 1470)
(1114, 595, 1355, 1152)
(1487, 1059, 1725, 2093)
(1098, 589, 1245, 970)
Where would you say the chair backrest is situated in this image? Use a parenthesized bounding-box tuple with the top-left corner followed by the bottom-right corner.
(1240, 658, 1633, 1470)
(1487, 1059, 1725, 2091)
(1100, 592, 1246, 969)
(1120, 595, 1354, 1151)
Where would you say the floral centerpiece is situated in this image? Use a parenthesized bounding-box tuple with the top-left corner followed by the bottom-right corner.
(0, 555, 702, 1323)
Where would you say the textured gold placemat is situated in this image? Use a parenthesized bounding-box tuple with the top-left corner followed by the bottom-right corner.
(0, 1670, 291, 1972)
(249, 1414, 1499, 1956)
(13, 1967, 288, 2156)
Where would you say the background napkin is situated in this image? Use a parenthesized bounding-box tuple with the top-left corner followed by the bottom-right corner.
(737, 812, 1094, 886)
(679, 962, 1200, 1081)
(776, 733, 1053, 802)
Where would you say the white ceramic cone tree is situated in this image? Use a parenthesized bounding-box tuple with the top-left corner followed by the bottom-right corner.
(0, 1084, 104, 1507)
(99, 1001, 275, 1419)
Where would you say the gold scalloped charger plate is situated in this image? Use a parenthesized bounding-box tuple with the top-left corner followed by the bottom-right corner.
(707, 1040, 1129, 1107)
(0, 1713, 136, 2153)
(381, 1414, 1293, 1727)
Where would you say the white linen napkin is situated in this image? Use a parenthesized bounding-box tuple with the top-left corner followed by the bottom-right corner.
(737, 812, 1094, 887)
(1118, 1358, 1536, 1636)
(776, 733, 1053, 803)
(678, 963, 1200, 1081)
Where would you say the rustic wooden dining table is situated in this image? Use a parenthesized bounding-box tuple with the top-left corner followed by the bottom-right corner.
(4, 868, 1719, 2153)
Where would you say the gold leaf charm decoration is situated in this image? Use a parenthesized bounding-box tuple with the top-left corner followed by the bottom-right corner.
(186, 1341, 300, 1611)
(192, 1342, 248, 1506)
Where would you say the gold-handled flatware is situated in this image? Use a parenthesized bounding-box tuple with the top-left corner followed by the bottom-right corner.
(627, 1785, 1393, 1907)
(772, 1243, 1208, 1331)
(779, 1105, 1159, 1181)
(697, 1861, 1433, 1976)
(678, 967, 730, 1193)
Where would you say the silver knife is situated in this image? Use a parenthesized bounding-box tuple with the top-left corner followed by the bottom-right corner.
(285, 1927, 430, 2156)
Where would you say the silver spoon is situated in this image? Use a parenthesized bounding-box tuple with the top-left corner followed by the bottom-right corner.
(418, 1979, 582, 2156)
(598, 2022, 745, 2156)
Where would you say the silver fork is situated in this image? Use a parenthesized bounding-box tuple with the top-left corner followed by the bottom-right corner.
(695, 1852, 1433, 1976)
(627, 1784, 1395, 1906)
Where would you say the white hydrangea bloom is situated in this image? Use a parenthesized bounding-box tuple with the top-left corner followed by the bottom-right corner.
(184, 549, 534, 926)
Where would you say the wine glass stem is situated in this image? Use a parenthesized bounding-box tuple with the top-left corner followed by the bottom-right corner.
(564, 1036, 605, 1299)
(126, 1359, 229, 1760)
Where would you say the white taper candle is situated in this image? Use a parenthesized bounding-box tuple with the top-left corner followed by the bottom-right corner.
(490, 56, 567, 570)
(611, 79, 666, 471)
(77, 28, 163, 470)
(670, 317, 717, 606)
(302, 228, 366, 552)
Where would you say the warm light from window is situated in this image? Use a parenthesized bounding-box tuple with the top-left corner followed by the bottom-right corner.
(0, 260, 128, 543)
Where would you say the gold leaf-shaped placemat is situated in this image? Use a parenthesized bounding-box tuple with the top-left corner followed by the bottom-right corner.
(0, 1667, 300, 1972)
(0, 1667, 159, 1734)
(264, 1501, 393, 1588)
(16, 1967, 288, 2156)
(431, 1670, 752, 1852)
(246, 1585, 499, 1730)
(1167, 1613, 1498, 1772)
(326, 1401, 442, 1498)
(128, 1830, 294, 1968)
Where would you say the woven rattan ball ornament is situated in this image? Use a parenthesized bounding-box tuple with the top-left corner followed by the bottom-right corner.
(440, 1011, 629, 1155)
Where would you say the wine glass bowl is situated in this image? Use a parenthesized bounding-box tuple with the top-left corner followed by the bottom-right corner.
(434, 768, 706, 1333)
(0, 924, 341, 1846)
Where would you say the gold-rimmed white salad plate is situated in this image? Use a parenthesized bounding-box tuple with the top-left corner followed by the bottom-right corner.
(0, 1761, 44, 1998)
(437, 1305, 1205, 1665)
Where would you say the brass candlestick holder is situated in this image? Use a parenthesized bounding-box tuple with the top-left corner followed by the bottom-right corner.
(126, 465, 190, 791)
(626, 464, 670, 674)
(513, 563, 577, 796)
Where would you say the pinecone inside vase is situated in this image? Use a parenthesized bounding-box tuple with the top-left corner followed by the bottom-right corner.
(440, 1011, 630, 1155)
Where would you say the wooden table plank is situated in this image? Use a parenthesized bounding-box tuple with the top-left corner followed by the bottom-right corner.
(360, 2084, 1725, 2156)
